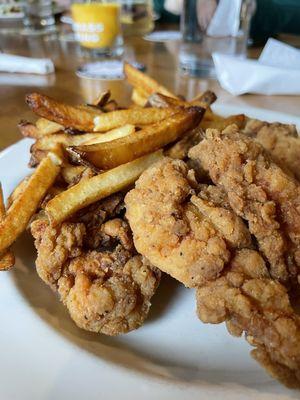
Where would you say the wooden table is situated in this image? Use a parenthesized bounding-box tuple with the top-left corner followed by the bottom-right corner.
(0, 29, 300, 150)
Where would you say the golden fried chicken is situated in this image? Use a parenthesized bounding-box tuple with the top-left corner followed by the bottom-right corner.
(125, 158, 232, 287)
(189, 125, 300, 285)
(31, 194, 161, 336)
(244, 118, 300, 180)
(125, 158, 253, 287)
(197, 249, 300, 389)
(126, 156, 300, 388)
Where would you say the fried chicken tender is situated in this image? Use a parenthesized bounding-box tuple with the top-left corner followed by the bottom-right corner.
(165, 126, 203, 160)
(197, 249, 300, 388)
(125, 158, 253, 287)
(189, 125, 300, 285)
(31, 195, 161, 336)
(126, 155, 300, 387)
(244, 118, 300, 180)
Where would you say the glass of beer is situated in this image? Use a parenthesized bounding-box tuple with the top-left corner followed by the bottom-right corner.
(71, 0, 123, 56)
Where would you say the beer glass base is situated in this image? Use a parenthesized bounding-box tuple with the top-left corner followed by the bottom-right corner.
(180, 61, 216, 79)
(76, 59, 144, 80)
(83, 45, 124, 58)
(21, 24, 57, 36)
(179, 54, 216, 79)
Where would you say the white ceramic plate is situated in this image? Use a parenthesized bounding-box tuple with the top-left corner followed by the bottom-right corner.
(0, 105, 300, 400)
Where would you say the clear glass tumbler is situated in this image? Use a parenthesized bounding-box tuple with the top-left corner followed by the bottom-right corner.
(71, 0, 123, 57)
(180, 0, 256, 78)
(22, 0, 56, 33)
(121, 0, 154, 36)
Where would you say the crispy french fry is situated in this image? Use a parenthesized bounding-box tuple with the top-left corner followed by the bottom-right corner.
(32, 125, 136, 153)
(46, 151, 163, 225)
(91, 90, 111, 107)
(0, 189, 8, 217)
(147, 93, 185, 108)
(148, 91, 217, 110)
(29, 149, 48, 168)
(32, 134, 90, 151)
(18, 121, 40, 138)
(124, 62, 178, 98)
(61, 165, 87, 185)
(18, 119, 64, 139)
(26, 93, 99, 131)
(190, 91, 217, 108)
(0, 184, 15, 270)
(82, 125, 135, 144)
(7, 176, 31, 208)
(0, 153, 62, 254)
(70, 107, 204, 169)
(102, 100, 119, 112)
(36, 118, 64, 136)
(200, 113, 246, 131)
(131, 88, 148, 107)
(93, 107, 174, 132)
(165, 126, 204, 160)
(0, 249, 15, 270)
(76, 104, 104, 114)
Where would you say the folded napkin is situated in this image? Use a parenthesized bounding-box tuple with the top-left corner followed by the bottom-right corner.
(213, 38, 300, 95)
(0, 54, 54, 75)
(207, 0, 242, 37)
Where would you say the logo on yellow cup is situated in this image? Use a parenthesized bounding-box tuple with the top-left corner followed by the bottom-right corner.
(71, 3, 120, 49)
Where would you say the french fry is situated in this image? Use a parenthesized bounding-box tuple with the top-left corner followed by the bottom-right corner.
(70, 106, 204, 169)
(0, 184, 15, 270)
(61, 165, 87, 185)
(26, 93, 100, 131)
(0, 247, 15, 271)
(102, 100, 119, 112)
(124, 62, 178, 98)
(190, 91, 217, 108)
(29, 149, 49, 168)
(36, 118, 64, 136)
(147, 93, 185, 108)
(0, 152, 62, 254)
(76, 104, 104, 114)
(91, 90, 111, 107)
(18, 121, 40, 138)
(18, 119, 64, 139)
(32, 134, 91, 151)
(131, 88, 148, 107)
(200, 113, 246, 131)
(46, 151, 163, 225)
(93, 107, 174, 132)
(31, 125, 136, 155)
(148, 91, 217, 110)
(7, 176, 31, 208)
(82, 124, 135, 144)
(165, 126, 204, 160)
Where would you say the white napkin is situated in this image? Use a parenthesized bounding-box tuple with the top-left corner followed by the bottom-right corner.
(213, 39, 300, 95)
(207, 0, 242, 37)
(0, 54, 55, 75)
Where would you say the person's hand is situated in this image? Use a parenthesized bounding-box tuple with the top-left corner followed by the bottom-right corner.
(196, 0, 217, 31)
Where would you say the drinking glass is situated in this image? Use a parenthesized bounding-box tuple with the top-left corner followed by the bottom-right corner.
(121, 0, 154, 36)
(180, 0, 256, 77)
(22, 0, 56, 33)
(71, 0, 123, 57)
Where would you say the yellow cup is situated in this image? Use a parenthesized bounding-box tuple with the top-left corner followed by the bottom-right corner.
(71, 2, 122, 51)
